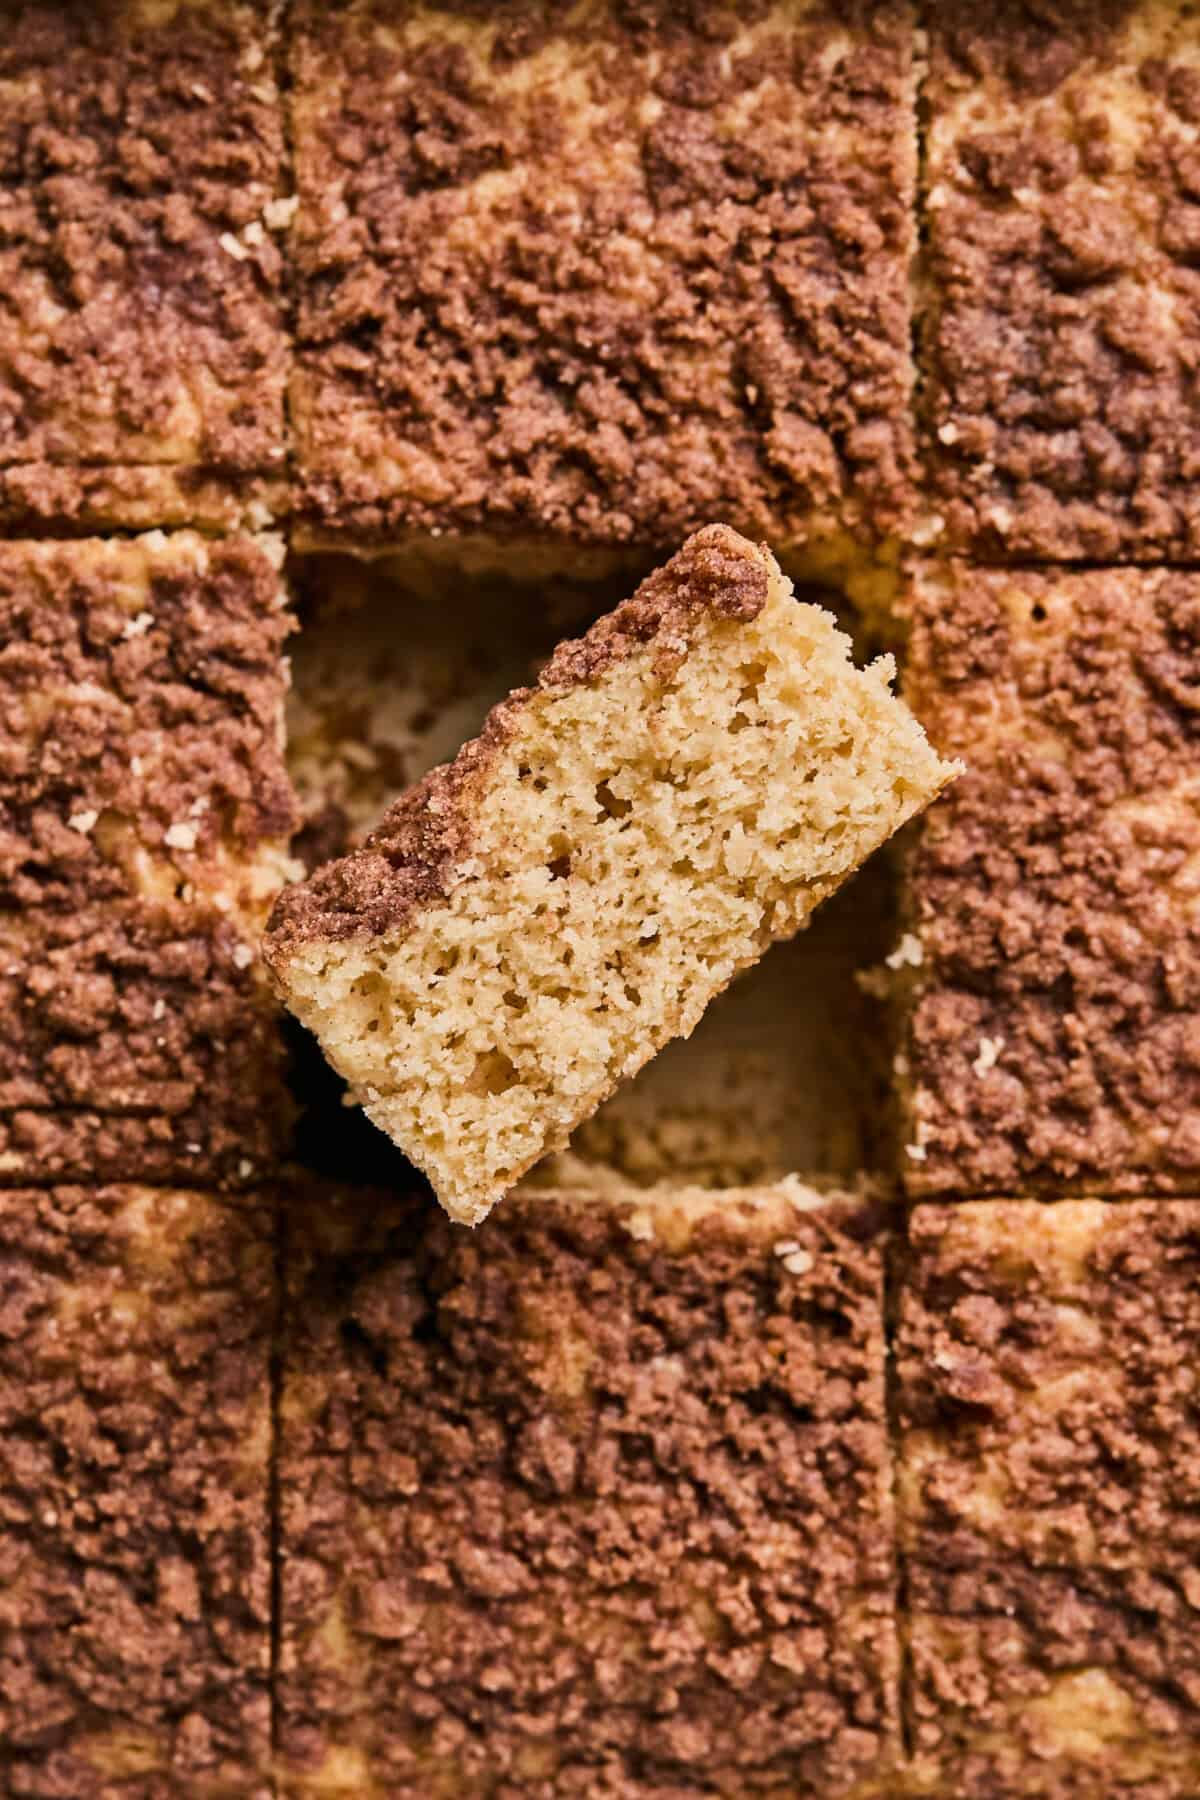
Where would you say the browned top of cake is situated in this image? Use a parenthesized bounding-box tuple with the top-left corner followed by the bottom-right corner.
(899, 1199, 1200, 1573)
(0, 1183, 275, 1794)
(0, 533, 297, 1183)
(0, 461, 287, 535)
(0, 0, 287, 470)
(0, 533, 296, 910)
(899, 1199, 1200, 1793)
(278, 1182, 897, 1796)
(264, 525, 770, 955)
(922, 0, 1200, 560)
(290, 0, 917, 549)
(0, 904, 294, 1169)
(0, 1099, 279, 1191)
(924, 0, 1137, 103)
(901, 564, 1200, 1195)
(908, 1559, 1200, 1799)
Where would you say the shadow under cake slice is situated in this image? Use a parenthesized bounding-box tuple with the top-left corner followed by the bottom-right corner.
(265, 524, 957, 1224)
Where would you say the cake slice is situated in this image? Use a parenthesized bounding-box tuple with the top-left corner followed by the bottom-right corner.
(0, 530, 298, 1186)
(895, 560, 1200, 1197)
(0, 0, 289, 525)
(288, 0, 919, 568)
(278, 1176, 900, 1797)
(898, 1198, 1200, 1796)
(265, 525, 957, 1223)
(921, 0, 1200, 562)
(0, 1183, 275, 1795)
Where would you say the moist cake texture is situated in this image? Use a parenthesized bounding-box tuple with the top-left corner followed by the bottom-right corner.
(0, 1184, 275, 1797)
(923, 0, 1200, 561)
(0, 0, 289, 521)
(288, 0, 919, 560)
(265, 526, 956, 1223)
(278, 1178, 898, 1798)
(897, 561, 1200, 1198)
(0, 531, 299, 1185)
(898, 1200, 1200, 1798)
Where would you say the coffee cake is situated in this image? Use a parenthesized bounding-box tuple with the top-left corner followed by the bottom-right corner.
(286, 549, 894, 1193)
(0, 531, 299, 1185)
(288, 0, 918, 568)
(922, 0, 1200, 560)
(0, 1183, 275, 1797)
(0, 0, 289, 525)
(898, 1199, 1200, 1798)
(265, 527, 955, 1224)
(278, 1177, 898, 1798)
(896, 561, 1200, 1198)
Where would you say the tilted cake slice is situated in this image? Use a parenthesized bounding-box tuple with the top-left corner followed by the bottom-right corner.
(265, 525, 958, 1224)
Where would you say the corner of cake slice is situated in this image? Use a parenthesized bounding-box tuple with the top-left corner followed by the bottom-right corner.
(264, 524, 959, 1224)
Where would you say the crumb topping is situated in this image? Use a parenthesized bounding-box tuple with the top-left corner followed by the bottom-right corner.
(902, 562, 1200, 1195)
(0, 1182, 275, 1791)
(290, 0, 918, 550)
(279, 1182, 899, 1795)
(923, 0, 1200, 558)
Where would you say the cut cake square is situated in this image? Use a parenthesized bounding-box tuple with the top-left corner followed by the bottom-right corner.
(0, 530, 298, 1186)
(288, 0, 919, 569)
(896, 561, 1200, 1197)
(0, 0, 289, 524)
(898, 1198, 1200, 1798)
(0, 1183, 275, 1795)
(922, 0, 1200, 560)
(277, 1177, 899, 1798)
